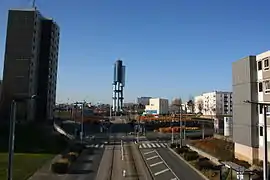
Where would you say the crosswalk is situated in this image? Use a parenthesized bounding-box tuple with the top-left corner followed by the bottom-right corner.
(139, 142, 168, 149)
(85, 144, 105, 149)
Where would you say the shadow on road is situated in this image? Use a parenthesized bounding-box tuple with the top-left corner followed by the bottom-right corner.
(68, 169, 93, 174)
(77, 159, 93, 163)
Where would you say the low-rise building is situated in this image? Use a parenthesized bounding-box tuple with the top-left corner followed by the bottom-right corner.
(194, 91, 233, 116)
(145, 98, 169, 115)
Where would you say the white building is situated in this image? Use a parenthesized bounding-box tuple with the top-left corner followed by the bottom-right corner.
(145, 98, 169, 115)
(194, 91, 233, 116)
(232, 50, 270, 163)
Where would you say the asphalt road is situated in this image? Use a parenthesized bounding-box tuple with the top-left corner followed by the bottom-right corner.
(156, 148, 205, 180)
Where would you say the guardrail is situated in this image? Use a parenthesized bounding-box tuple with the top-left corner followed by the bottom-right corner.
(53, 122, 75, 140)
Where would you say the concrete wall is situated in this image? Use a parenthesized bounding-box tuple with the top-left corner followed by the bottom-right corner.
(232, 56, 258, 148)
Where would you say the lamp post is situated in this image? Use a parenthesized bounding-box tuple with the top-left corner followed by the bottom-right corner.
(244, 100, 270, 180)
(7, 95, 37, 180)
(171, 113, 174, 144)
(75, 101, 85, 144)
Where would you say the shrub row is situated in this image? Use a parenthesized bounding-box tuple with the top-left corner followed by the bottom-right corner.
(51, 144, 83, 174)
(174, 146, 219, 171)
(183, 151, 199, 161)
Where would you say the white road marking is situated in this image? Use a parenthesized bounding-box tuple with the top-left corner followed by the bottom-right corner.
(156, 143, 161, 148)
(142, 143, 147, 148)
(100, 144, 104, 148)
(155, 150, 180, 180)
(139, 145, 142, 148)
(146, 155, 159, 160)
(154, 168, 169, 176)
(147, 144, 152, 148)
(151, 143, 156, 148)
(95, 144, 99, 148)
(150, 161, 163, 167)
(160, 143, 166, 147)
(144, 150, 155, 155)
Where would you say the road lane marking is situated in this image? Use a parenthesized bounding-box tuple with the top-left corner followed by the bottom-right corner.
(151, 143, 156, 148)
(154, 168, 169, 176)
(147, 144, 152, 148)
(142, 144, 147, 148)
(144, 150, 155, 155)
(147, 155, 159, 160)
(156, 143, 161, 148)
(150, 161, 163, 167)
(155, 150, 179, 180)
(171, 178, 177, 180)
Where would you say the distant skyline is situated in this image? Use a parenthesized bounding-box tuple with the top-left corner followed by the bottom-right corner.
(0, 0, 269, 104)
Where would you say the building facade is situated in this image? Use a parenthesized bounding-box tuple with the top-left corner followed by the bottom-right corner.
(36, 19, 59, 121)
(145, 98, 169, 115)
(0, 8, 59, 122)
(137, 97, 152, 106)
(194, 91, 233, 116)
(232, 50, 270, 164)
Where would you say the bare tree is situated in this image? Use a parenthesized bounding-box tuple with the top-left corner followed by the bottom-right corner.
(187, 99, 194, 113)
(197, 99, 204, 113)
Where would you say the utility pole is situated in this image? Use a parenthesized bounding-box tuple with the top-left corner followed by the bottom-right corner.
(137, 115, 140, 143)
(263, 105, 268, 180)
(179, 105, 183, 147)
(244, 100, 269, 180)
(171, 113, 174, 144)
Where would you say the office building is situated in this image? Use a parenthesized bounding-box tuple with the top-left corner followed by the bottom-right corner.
(137, 97, 152, 106)
(232, 50, 270, 164)
(144, 98, 169, 115)
(194, 91, 233, 116)
(0, 8, 59, 122)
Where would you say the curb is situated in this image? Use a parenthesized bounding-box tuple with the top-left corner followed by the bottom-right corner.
(168, 147, 209, 180)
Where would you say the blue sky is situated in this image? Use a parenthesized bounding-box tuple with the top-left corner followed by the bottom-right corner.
(0, 0, 269, 104)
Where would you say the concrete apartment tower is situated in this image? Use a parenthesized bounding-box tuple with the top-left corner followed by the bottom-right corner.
(0, 8, 59, 122)
(233, 50, 270, 164)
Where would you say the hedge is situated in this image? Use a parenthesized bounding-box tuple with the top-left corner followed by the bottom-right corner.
(183, 151, 198, 161)
(51, 158, 70, 174)
(175, 146, 189, 154)
(196, 159, 213, 170)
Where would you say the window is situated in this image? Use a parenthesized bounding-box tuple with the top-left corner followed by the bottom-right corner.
(260, 126, 263, 136)
(259, 82, 263, 92)
(259, 105, 263, 114)
(264, 80, 270, 93)
(258, 61, 262, 70)
(264, 59, 269, 70)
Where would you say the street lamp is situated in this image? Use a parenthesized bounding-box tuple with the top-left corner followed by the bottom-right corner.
(75, 101, 86, 144)
(7, 94, 37, 180)
(243, 100, 270, 180)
